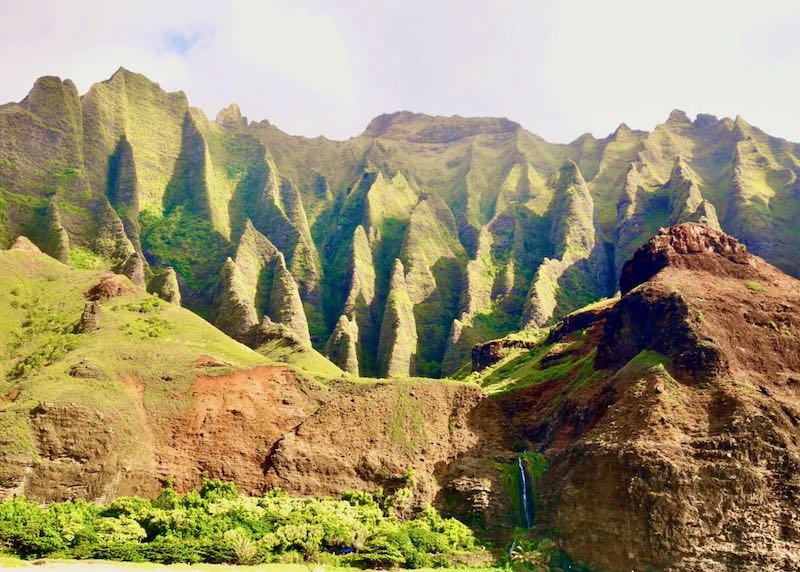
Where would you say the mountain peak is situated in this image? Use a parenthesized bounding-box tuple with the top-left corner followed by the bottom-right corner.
(108, 66, 145, 83)
(216, 103, 246, 128)
(619, 223, 751, 295)
(389, 258, 406, 289)
(559, 159, 586, 185)
(693, 113, 719, 128)
(670, 155, 695, 181)
(19, 75, 82, 132)
(102, 67, 187, 102)
(362, 111, 520, 143)
(666, 109, 691, 125)
(613, 122, 632, 136)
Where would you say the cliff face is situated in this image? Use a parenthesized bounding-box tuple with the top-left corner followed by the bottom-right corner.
(2, 69, 800, 377)
(483, 223, 800, 570)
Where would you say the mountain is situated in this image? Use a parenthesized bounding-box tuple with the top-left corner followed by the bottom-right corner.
(1, 70, 799, 379)
(468, 223, 800, 569)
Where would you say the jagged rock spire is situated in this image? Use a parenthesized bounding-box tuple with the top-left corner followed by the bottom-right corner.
(377, 259, 418, 377)
(150, 267, 182, 305)
(212, 257, 259, 341)
(325, 314, 360, 374)
(41, 201, 70, 263)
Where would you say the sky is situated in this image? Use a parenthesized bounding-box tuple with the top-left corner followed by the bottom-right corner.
(1, 0, 799, 143)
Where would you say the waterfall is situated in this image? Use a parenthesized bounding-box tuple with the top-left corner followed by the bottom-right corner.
(518, 456, 533, 528)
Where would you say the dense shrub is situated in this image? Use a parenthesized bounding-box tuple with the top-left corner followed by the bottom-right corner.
(0, 478, 480, 568)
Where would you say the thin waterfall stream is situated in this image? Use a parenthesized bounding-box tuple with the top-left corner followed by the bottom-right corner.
(517, 456, 533, 528)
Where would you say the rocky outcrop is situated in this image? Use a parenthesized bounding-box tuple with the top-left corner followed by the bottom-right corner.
(619, 222, 751, 295)
(20, 76, 83, 137)
(149, 267, 181, 304)
(118, 251, 146, 287)
(508, 223, 800, 571)
(215, 103, 247, 129)
(68, 359, 105, 379)
(471, 337, 538, 372)
(234, 219, 279, 289)
(74, 301, 101, 334)
(94, 200, 138, 266)
(212, 258, 259, 341)
(85, 273, 136, 300)
(269, 253, 311, 347)
(325, 314, 360, 374)
(377, 259, 418, 377)
(10, 236, 42, 254)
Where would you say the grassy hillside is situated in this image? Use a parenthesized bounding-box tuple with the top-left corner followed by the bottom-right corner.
(0, 244, 344, 499)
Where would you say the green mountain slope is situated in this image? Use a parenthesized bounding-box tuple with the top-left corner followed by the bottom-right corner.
(0, 237, 341, 498)
(2, 68, 799, 377)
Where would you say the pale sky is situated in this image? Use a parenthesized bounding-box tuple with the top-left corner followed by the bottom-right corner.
(1, 0, 799, 143)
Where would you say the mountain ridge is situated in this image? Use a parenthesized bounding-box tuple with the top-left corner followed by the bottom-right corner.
(1, 68, 798, 378)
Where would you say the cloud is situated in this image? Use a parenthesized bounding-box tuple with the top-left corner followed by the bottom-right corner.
(0, 0, 798, 142)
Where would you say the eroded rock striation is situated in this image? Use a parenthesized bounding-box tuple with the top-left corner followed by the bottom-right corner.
(377, 259, 418, 377)
(522, 161, 609, 327)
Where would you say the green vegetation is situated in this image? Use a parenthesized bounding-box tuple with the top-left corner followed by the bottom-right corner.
(0, 480, 480, 569)
(3, 69, 800, 380)
(254, 337, 343, 378)
(477, 338, 600, 395)
(388, 391, 429, 453)
(5, 295, 79, 380)
(121, 316, 174, 339)
(744, 280, 765, 292)
(68, 246, 104, 269)
(623, 349, 670, 372)
(140, 205, 231, 309)
(508, 537, 557, 571)
(116, 296, 164, 314)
